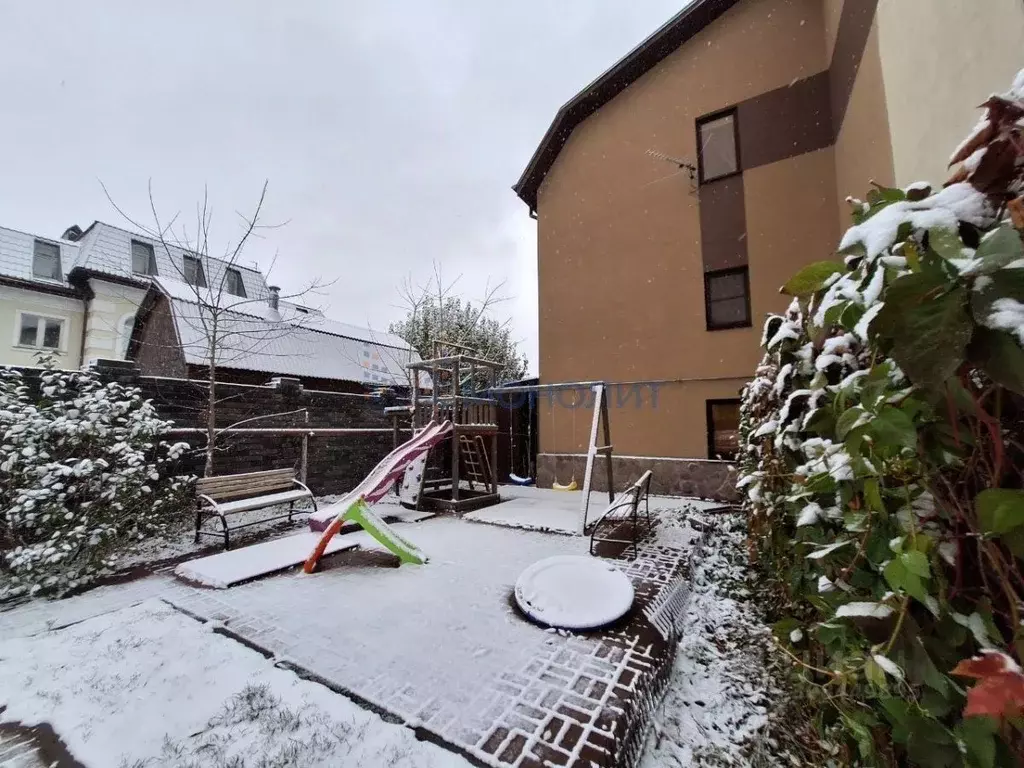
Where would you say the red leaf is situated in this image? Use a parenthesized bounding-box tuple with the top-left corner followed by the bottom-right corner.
(952, 652, 1018, 680)
(964, 673, 1024, 720)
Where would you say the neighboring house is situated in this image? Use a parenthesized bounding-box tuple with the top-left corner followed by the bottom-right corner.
(514, 0, 1024, 492)
(130, 277, 420, 393)
(0, 220, 419, 391)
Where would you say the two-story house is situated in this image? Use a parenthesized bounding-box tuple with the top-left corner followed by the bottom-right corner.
(0, 220, 418, 391)
(515, 0, 1024, 496)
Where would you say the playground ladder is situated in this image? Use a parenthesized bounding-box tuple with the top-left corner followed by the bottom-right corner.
(459, 434, 493, 490)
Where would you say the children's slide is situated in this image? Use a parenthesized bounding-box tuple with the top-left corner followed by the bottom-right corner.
(307, 420, 453, 531)
(302, 420, 453, 572)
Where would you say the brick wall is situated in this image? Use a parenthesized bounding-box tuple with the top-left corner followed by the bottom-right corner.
(15, 360, 407, 497)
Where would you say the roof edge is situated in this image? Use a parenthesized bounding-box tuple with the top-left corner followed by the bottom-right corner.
(513, 0, 742, 212)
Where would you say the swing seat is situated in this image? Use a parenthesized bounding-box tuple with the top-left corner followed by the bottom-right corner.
(509, 473, 534, 486)
(552, 478, 578, 491)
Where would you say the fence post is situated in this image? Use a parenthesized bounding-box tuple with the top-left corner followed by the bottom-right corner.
(300, 409, 309, 483)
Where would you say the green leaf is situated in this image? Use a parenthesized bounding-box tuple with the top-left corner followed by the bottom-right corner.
(781, 261, 845, 297)
(929, 227, 965, 261)
(839, 301, 866, 330)
(889, 286, 972, 390)
(1002, 526, 1024, 559)
(867, 406, 918, 452)
(957, 716, 997, 768)
(971, 268, 1024, 324)
(973, 225, 1024, 275)
(879, 696, 911, 744)
(976, 488, 1024, 535)
(969, 327, 1024, 395)
(902, 550, 931, 580)
(906, 715, 956, 767)
(864, 655, 888, 689)
(885, 556, 928, 602)
(864, 478, 885, 513)
(836, 406, 870, 440)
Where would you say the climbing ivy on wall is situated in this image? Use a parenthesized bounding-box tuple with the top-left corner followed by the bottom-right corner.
(740, 72, 1024, 765)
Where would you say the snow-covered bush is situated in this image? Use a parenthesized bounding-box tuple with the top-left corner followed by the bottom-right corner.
(0, 357, 193, 598)
(740, 72, 1024, 764)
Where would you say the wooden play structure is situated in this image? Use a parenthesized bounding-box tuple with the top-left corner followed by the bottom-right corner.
(400, 342, 503, 514)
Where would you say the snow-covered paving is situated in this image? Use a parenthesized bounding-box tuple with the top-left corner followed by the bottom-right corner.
(0, 492, 746, 767)
(640, 511, 785, 767)
(0, 598, 468, 768)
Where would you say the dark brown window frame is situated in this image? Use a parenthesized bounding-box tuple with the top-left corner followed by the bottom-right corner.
(706, 398, 742, 461)
(225, 267, 247, 298)
(696, 106, 741, 185)
(131, 240, 158, 276)
(183, 253, 207, 287)
(704, 265, 751, 331)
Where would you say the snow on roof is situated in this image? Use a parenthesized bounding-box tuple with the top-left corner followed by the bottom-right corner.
(72, 222, 268, 300)
(0, 225, 79, 288)
(157, 277, 420, 386)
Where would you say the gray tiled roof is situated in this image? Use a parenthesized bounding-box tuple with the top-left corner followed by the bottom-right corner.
(0, 225, 78, 287)
(156, 276, 421, 385)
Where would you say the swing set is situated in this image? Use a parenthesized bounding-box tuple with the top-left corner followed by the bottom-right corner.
(488, 380, 615, 535)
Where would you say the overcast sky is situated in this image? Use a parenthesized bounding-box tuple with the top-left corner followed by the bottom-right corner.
(1, 2, 686, 373)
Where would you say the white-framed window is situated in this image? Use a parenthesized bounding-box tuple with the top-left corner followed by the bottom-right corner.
(131, 240, 158, 276)
(15, 312, 66, 351)
(33, 240, 63, 281)
(225, 268, 246, 297)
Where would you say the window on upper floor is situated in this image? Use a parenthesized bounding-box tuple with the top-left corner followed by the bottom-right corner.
(705, 266, 751, 331)
(706, 399, 741, 460)
(183, 254, 207, 287)
(697, 109, 739, 183)
(225, 267, 246, 297)
(32, 240, 62, 281)
(17, 313, 64, 351)
(131, 240, 158, 276)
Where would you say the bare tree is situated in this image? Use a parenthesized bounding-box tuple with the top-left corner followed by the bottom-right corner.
(386, 263, 528, 385)
(105, 181, 332, 476)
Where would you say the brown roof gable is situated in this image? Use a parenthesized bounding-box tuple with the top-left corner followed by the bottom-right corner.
(512, 0, 743, 213)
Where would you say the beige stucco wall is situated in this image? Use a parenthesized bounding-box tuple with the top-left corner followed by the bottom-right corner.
(0, 285, 85, 368)
(832, 19, 895, 236)
(876, 0, 1024, 187)
(536, 0, 834, 457)
(82, 278, 147, 364)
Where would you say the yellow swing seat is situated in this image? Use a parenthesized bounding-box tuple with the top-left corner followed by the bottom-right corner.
(552, 477, 578, 491)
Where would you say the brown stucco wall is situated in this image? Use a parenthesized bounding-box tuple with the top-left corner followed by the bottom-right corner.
(132, 295, 187, 378)
(832, 20, 895, 234)
(535, 0, 837, 460)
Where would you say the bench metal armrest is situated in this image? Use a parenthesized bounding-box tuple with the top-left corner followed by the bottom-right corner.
(291, 479, 318, 511)
(197, 493, 221, 512)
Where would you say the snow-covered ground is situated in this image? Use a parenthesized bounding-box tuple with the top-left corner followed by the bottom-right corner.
(640, 512, 786, 767)
(0, 598, 468, 768)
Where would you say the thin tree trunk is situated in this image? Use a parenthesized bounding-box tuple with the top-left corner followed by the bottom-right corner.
(204, 324, 218, 477)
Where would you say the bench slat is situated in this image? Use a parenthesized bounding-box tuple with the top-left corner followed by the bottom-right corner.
(197, 469, 297, 497)
(211, 489, 312, 515)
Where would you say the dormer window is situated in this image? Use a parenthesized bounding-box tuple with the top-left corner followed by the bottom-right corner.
(131, 240, 158, 276)
(225, 268, 246, 297)
(32, 240, 62, 281)
(183, 254, 207, 287)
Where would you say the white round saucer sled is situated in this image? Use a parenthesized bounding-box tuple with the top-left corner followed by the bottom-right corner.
(514, 555, 634, 630)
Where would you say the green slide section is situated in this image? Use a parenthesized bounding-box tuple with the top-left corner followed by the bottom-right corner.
(345, 499, 427, 565)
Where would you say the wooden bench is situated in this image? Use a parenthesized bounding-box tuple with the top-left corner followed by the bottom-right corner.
(588, 470, 653, 559)
(194, 468, 317, 549)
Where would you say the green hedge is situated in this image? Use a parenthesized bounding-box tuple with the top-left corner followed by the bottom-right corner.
(739, 76, 1024, 766)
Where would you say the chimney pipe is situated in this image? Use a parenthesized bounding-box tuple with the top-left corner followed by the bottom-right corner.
(268, 285, 280, 310)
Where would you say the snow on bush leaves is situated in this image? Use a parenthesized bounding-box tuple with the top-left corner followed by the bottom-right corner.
(0, 357, 193, 598)
(740, 70, 1024, 766)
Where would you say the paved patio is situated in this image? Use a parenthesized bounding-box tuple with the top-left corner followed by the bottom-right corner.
(0, 489, 716, 768)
